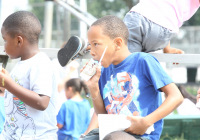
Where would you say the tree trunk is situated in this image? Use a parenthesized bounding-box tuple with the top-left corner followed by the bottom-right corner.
(123, 0, 139, 9)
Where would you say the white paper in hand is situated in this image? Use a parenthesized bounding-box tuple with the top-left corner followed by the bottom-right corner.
(98, 114, 155, 140)
(98, 114, 131, 140)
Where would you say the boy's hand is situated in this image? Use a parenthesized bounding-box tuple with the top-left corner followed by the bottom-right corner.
(0, 68, 10, 87)
(86, 66, 101, 94)
(125, 116, 149, 135)
(1, 68, 9, 75)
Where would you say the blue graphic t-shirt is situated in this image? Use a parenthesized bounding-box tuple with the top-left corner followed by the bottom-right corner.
(99, 52, 173, 140)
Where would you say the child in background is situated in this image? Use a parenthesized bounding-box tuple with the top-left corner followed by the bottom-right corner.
(123, 0, 200, 53)
(81, 15, 183, 140)
(0, 11, 58, 139)
(0, 87, 5, 134)
(52, 57, 80, 110)
(196, 88, 200, 108)
(57, 78, 91, 140)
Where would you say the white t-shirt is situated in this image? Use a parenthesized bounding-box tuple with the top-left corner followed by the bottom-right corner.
(52, 59, 79, 110)
(131, 0, 200, 32)
(0, 52, 58, 140)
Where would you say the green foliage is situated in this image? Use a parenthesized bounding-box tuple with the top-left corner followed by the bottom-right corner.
(28, 0, 58, 30)
(183, 9, 200, 26)
(82, 95, 93, 108)
(186, 86, 199, 96)
(87, 0, 129, 19)
(28, 0, 44, 27)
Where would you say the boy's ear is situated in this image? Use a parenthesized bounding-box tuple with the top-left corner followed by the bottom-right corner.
(114, 37, 123, 50)
(16, 35, 24, 46)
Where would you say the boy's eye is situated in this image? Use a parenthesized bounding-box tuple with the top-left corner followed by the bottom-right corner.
(94, 43, 98, 47)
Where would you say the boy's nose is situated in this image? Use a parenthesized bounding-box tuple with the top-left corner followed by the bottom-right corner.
(90, 49, 95, 57)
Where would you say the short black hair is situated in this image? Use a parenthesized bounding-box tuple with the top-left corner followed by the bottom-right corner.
(2, 11, 41, 44)
(91, 15, 129, 44)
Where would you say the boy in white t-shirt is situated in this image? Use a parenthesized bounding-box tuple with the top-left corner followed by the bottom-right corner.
(123, 0, 200, 53)
(0, 11, 58, 140)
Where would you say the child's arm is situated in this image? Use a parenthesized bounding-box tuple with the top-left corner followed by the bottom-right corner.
(0, 69, 50, 111)
(125, 83, 183, 135)
(86, 67, 107, 114)
(82, 112, 98, 135)
(57, 123, 63, 129)
(197, 88, 200, 103)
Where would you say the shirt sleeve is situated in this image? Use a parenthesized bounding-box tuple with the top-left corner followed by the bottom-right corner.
(29, 57, 55, 97)
(57, 103, 66, 125)
(142, 54, 173, 92)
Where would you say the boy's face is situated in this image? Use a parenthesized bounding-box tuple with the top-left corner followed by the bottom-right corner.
(87, 25, 116, 68)
(1, 26, 21, 59)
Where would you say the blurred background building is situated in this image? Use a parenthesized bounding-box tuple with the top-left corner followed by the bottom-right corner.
(0, 0, 200, 86)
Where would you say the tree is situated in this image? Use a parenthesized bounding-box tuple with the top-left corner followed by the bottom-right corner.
(123, 0, 139, 9)
(183, 9, 200, 26)
(28, 0, 45, 27)
(87, 0, 138, 19)
(29, 0, 66, 31)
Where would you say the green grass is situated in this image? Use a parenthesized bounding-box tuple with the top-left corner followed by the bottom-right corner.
(185, 86, 199, 96)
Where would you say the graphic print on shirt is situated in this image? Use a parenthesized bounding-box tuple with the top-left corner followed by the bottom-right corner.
(4, 76, 36, 139)
(103, 72, 139, 116)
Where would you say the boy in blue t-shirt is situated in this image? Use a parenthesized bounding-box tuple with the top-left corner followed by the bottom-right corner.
(81, 15, 183, 140)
